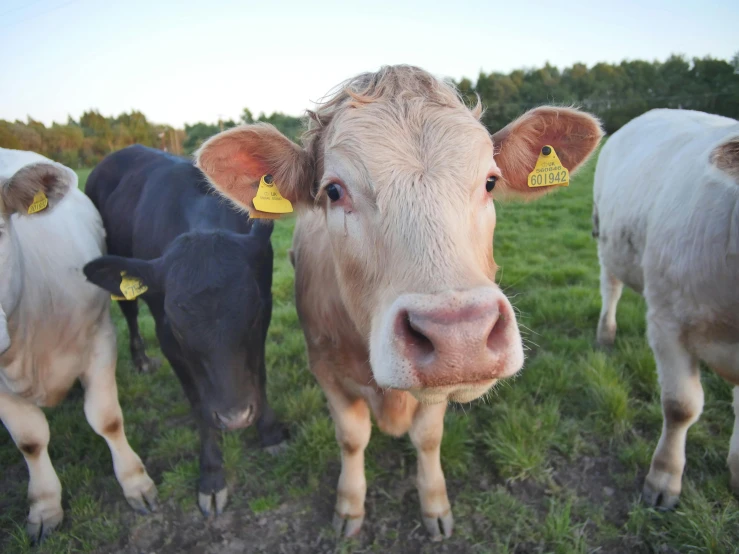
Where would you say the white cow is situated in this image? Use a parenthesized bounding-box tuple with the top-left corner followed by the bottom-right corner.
(593, 109, 739, 508)
(0, 148, 157, 541)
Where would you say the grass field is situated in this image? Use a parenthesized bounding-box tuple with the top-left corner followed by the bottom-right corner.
(1, 155, 738, 553)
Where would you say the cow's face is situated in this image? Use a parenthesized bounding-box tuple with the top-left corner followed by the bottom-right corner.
(84, 229, 272, 429)
(0, 162, 75, 355)
(197, 65, 602, 404)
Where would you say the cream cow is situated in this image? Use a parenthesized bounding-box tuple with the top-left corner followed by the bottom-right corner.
(0, 148, 157, 541)
(198, 65, 602, 538)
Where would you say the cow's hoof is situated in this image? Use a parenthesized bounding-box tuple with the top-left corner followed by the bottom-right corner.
(596, 319, 616, 348)
(199, 487, 228, 517)
(136, 356, 161, 374)
(264, 441, 289, 456)
(333, 511, 364, 538)
(642, 477, 680, 510)
(124, 474, 159, 514)
(26, 503, 64, 544)
(422, 508, 454, 541)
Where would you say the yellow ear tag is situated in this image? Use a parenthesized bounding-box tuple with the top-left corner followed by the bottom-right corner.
(27, 191, 49, 214)
(251, 174, 293, 217)
(527, 145, 569, 188)
(111, 272, 148, 301)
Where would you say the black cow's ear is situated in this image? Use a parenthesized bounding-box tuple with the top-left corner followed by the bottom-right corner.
(83, 256, 163, 299)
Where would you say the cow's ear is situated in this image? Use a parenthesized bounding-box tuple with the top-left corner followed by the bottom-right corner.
(1, 162, 76, 215)
(84, 256, 163, 299)
(196, 122, 313, 219)
(710, 137, 739, 181)
(492, 107, 603, 199)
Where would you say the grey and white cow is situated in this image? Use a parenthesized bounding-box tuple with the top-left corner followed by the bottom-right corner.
(0, 148, 157, 541)
(593, 109, 739, 508)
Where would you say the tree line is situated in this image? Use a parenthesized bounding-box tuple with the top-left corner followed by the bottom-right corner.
(2, 53, 737, 167)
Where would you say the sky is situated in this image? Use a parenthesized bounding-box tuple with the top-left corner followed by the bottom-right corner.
(1, 0, 737, 128)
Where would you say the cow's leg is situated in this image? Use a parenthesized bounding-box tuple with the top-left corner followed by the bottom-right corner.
(597, 264, 623, 346)
(197, 419, 228, 516)
(149, 300, 224, 514)
(311, 354, 371, 537)
(328, 386, 371, 537)
(0, 391, 63, 542)
(255, 352, 288, 454)
(729, 387, 739, 496)
(256, 394, 288, 454)
(643, 317, 703, 509)
(117, 299, 157, 373)
(409, 401, 453, 540)
(80, 320, 158, 513)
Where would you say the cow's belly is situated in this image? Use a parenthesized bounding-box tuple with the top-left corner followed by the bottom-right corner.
(680, 318, 739, 385)
(0, 312, 101, 407)
(0, 351, 84, 407)
(597, 227, 645, 293)
(643, 259, 739, 385)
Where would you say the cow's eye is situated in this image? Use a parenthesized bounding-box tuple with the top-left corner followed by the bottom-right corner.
(486, 176, 497, 193)
(326, 183, 343, 202)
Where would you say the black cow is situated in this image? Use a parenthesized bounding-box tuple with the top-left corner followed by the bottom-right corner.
(83, 145, 287, 515)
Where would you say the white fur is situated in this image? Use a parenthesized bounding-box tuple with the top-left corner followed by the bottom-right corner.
(0, 148, 108, 402)
(594, 109, 739, 505)
(0, 148, 157, 539)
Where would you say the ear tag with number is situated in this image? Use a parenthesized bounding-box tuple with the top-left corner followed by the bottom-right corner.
(251, 174, 293, 217)
(27, 191, 49, 214)
(527, 145, 569, 188)
(111, 272, 148, 301)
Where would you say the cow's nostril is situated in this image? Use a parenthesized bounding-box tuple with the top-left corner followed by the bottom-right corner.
(398, 310, 435, 363)
(486, 303, 506, 351)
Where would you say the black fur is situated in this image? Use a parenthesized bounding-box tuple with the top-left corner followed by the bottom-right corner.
(84, 145, 287, 504)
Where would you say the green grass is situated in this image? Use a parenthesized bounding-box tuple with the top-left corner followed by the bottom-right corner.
(1, 155, 738, 553)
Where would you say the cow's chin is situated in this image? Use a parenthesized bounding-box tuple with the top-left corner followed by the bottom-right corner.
(407, 380, 498, 405)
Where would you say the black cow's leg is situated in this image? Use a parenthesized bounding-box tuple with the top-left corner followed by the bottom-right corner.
(197, 419, 227, 516)
(149, 298, 228, 515)
(117, 299, 157, 373)
(256, 353, 289, 453)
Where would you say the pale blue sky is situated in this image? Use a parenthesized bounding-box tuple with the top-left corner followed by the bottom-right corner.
(2, 0, 736, 127)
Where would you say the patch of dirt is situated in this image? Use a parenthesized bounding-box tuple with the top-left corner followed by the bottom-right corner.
(93, 465, 474, 554)
(2, 433, 650, 553)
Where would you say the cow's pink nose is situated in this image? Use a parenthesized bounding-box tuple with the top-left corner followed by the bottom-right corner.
(394, 288, 516, 387)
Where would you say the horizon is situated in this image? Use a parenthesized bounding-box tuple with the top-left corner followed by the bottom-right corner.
(2, 0, 737, 128)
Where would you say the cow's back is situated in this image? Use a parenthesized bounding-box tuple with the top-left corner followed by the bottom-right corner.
(86, 146, 178, 258)
(595, 109, 739, 366)
(87, 146, 252, 262)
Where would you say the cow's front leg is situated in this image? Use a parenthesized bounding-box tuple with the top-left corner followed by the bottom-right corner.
(314, 366, 371, 537)
(256, 400, 289, 455)
(197, 420, 227, 516)
(117, 299, 158, 373)
(81, 321, 158, 514)
(0, 391, 63, 542)
(255, 354, 288, 454)
(409, 401, 453, 540)
(643, 316, 703, 509)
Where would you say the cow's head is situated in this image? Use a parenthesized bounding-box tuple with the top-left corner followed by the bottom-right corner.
(197, 65, 602, 404)
(84, 225, 273, 429)
(0, 160, 76, 355)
